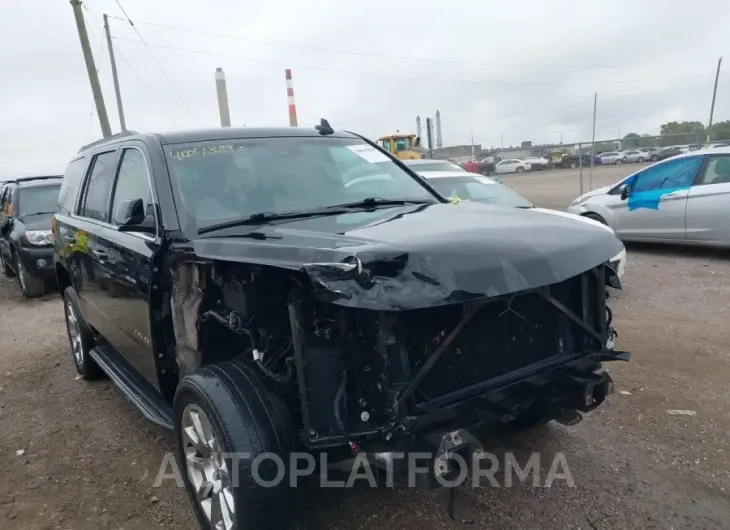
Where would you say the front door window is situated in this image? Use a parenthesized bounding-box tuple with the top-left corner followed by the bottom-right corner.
(627, 156, 703, 210)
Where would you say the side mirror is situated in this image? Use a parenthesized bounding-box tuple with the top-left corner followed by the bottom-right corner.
(415, 136, 421, 147)
(619, 184, 630, 200)
(115, 199, 156, 234)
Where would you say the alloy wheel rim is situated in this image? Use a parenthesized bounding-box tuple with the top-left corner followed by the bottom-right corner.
(18, 262, 25, 289)
(182, 404, 235, 530)
(65, 301, 84, 367)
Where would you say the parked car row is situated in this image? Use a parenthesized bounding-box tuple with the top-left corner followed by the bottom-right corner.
(459, 152, 603, 175)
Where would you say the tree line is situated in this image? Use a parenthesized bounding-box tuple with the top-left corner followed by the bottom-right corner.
(601, 120, 730, 151)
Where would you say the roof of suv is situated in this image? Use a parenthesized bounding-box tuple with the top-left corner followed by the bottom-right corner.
(77, 127, 362, 153)
(3, 176, 62, 188)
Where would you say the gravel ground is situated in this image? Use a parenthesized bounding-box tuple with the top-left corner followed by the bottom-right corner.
(1, 164, 729, 529)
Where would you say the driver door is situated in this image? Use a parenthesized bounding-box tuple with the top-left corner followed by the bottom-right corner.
(614, 156, 704, 240)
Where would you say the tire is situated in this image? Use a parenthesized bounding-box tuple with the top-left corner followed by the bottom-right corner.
(650, 155, 658, 162)
(516, 166, 524, 173)
(583, 213, 608, 225)
(174, 361, 300, 530)
(17, 259, 45, 298)
(637, 157, 645, 163)
(570, 161, 577, 169)
(63, 286, 104, 379)
(615, 159, 623, 165)
(479, 168, 491, 176)
(0, 252, 15, 278)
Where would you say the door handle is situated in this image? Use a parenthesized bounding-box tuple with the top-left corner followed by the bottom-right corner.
(92, 250, 108, 259)
(660, 191, 685, 200)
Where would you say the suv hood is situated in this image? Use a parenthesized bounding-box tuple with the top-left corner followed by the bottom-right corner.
(193, 202, 623, 310)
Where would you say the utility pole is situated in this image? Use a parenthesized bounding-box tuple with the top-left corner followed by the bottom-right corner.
(103, 14, 126, 132)
(590, 92, 597, 189)
(471, 132, 475, 160)
(707, 57, 723, 143)
(70, 0, 111, 138)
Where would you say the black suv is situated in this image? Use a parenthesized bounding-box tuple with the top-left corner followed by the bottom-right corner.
(54, 125, 628, 530)
(0, 175, 62, 297)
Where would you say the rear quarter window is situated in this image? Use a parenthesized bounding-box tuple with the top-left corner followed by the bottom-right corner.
(58, 157, 88, 215)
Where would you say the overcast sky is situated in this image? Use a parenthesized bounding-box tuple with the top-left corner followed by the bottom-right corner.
(1, 0, 728, 178)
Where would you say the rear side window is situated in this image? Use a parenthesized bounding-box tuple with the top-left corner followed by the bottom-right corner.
(58, 157, 88, 215)
(79, 151, 118, 222)
(696, 155, 730, 185)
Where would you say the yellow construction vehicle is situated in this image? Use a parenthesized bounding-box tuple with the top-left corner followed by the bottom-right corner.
(378, 133, 426, 160)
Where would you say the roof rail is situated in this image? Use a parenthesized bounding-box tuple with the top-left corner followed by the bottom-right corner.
(12, 175, 63, 183)
(77, 130, 140, 154)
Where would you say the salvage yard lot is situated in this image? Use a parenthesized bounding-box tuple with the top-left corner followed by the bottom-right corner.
(1, 164, 729, 529)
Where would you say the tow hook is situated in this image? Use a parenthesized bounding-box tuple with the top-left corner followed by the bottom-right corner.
(431, 429, 481, 524)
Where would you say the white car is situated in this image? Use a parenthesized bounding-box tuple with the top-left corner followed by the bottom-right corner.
(599, 152, 627, 164)
(416, 171, 627, 278)
(521, 156, 550, 170)
(622, 150, 653, 163)
(566, 146, 730, 248)
(495, 159, 532, 174)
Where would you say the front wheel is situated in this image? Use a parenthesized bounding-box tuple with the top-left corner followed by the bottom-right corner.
(615, 159, 623, 165)
(584, 213, 608, 225)
(63, 287, 103, 379)
(637, 157, 645, 163)
(479, 168, 491, 176)
(650, 155, 659, 162)
(516, 166, 524, 173)
(174, 362, 300, 530)
(17, 259, 45, 298)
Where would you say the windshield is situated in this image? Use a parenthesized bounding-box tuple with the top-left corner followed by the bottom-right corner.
(427, 176, 533, 208)
(165, 136, 438, 232)
(408, 161, 466, 172)
(18, 184, 61, 216)
(393, 137, 413, 152)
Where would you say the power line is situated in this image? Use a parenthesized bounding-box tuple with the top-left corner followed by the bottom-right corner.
(107, 16, 631, 70)
(113, 45, 180, 128)
(82, 4, 179, 129)
(112, 37, 647, 88)
(113, 0, 200, 125)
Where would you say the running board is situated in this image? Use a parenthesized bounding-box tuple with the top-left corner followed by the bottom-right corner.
(89, 345, 174, 430)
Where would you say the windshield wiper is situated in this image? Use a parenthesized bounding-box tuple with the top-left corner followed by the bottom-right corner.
(197, 198, 435, 235)
(197, 209, 352, 235)
(326, 197, 435, 210)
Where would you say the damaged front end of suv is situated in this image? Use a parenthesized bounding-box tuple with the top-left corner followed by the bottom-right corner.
(167, 199, 629, 496)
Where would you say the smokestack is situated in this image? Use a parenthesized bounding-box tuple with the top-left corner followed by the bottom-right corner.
(215, 68, 231, 127)
(425, 117, 434, 157)
(416, 115, 422, 140)
(285, 69, 298, 127)
(435, 110, 443, 150)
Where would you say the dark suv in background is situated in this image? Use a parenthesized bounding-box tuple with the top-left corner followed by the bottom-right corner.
(0, 175, 62, 297)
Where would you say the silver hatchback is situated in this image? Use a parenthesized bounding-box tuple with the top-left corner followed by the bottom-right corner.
(567, 147, 730, 247)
